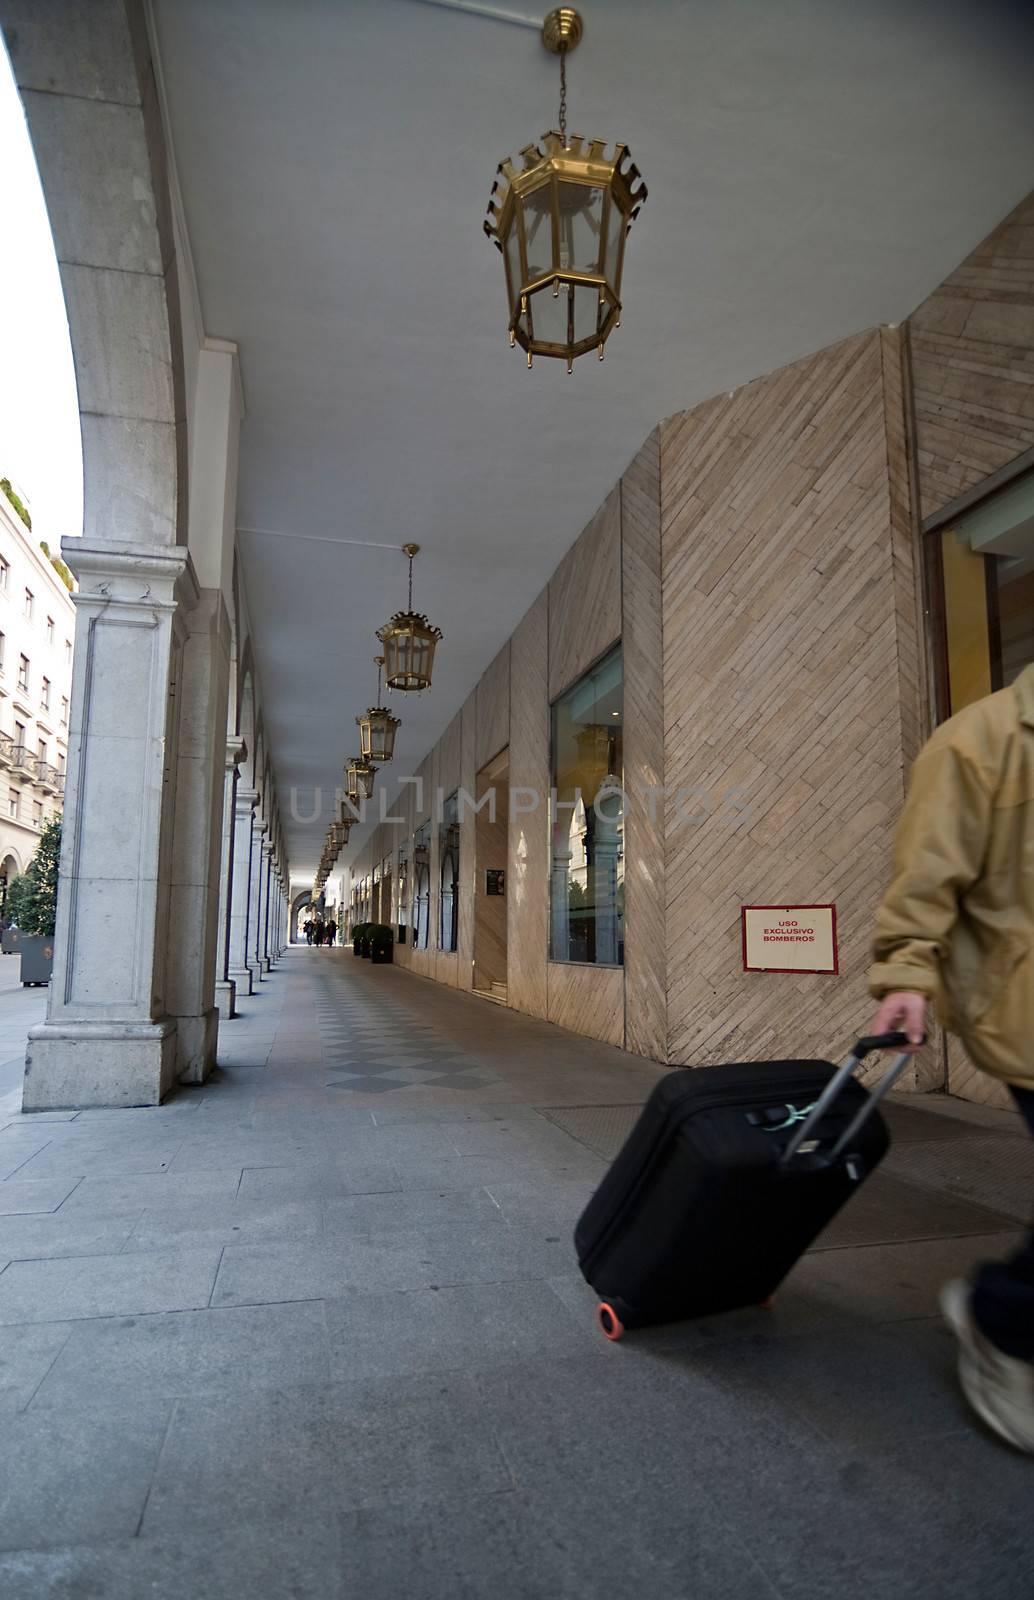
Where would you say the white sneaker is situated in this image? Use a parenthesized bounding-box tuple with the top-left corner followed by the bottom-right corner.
(940, 1278, 1034, 1454)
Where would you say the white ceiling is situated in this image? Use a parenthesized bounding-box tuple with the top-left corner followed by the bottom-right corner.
(151, 0, 1034, 877)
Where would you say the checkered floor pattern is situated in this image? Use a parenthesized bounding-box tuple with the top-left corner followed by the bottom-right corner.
(314, 963, 501, 1094)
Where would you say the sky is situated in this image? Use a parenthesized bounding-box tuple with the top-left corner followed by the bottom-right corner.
(0, 40, 83, 545)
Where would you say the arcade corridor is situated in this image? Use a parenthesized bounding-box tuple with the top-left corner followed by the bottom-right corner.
(0, 949, 1031, 1597)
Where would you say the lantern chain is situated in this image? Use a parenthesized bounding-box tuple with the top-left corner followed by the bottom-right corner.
(407, 550, 414, 611)
(559, 45, 568, 148)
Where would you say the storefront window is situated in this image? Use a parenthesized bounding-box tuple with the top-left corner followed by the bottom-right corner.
(412, 822, 431, 949)
(439, 792, 459, 953)
(550, 645, 624, 966)
(930, 472, 1034, 717)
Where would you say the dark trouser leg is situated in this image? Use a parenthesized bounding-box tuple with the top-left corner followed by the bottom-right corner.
(971, 1086, 1034, 1360)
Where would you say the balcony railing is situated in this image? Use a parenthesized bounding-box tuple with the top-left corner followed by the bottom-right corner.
(0, 732, 12, 769)
(37, 762, 60, 793)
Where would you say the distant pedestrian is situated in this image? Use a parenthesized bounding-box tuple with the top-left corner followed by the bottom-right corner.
(304, 918, 314, 946)
(314, 920, 326, 947)
(325, 919, 337, 948)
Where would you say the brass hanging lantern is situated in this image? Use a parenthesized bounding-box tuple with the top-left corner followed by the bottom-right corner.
(345, 753, 377, 805)
(483, 7, 646, 372)
(357, 656, 401, 762)
(377, 544, 443, 692)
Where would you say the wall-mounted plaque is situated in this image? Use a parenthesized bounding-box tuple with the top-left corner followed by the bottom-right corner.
(741, 904, 838, 974)
(485, 869, 506, 896)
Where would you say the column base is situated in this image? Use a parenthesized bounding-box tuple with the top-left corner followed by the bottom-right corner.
(261, 957, 272, 974)
(23, 1019, 178, 1110)
(228, 964, 256, 996)
(215, 979, 237, 1021)
(175, 1008, 219, 1086)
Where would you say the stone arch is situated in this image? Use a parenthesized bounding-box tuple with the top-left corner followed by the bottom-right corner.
(1, 849, 23, 881)
(237, 665, 257, 791)
(290, 890, 312, 943)
(0, 0, 187, 549)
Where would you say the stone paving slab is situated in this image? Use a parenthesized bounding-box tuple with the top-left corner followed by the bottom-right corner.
(0, 1176, 83, 1215)
(0, 948, 1030, 1598)
(30, 1299, 332, 1408)
(0, 1247, 223, 1324)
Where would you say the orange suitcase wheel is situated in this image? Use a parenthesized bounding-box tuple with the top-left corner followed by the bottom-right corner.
(596, 1302, 625, 1341)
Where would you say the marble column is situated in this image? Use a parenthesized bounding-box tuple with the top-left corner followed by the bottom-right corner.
(227, 786, 258, 996)
(260, 839, 274, 970)
(167, 590, 232, 1084)
(24, 544, 198, 1109)
(249, 815, 267, 980)
(215, 736, 246, 1020)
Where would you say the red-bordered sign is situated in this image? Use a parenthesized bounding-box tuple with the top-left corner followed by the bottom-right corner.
(741, 904, 838, 975)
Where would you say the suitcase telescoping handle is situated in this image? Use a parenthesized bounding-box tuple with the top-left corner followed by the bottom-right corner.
(780, 1032, 925, 1167)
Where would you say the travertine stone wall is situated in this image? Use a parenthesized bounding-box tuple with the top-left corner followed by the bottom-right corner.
(621, 431, 666, 1063)
(910, 191, 1034, 521)
(660, 328, 929, 1073)
(507, 591, 549, 1022)
(476, 644, 510, 769)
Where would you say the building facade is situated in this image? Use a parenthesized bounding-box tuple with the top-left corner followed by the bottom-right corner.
(341, 195, 1034, 1112)
(0, 3, 1030, 1114)
(0, 484, 75, 908)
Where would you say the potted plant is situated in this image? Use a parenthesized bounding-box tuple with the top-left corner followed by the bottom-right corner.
(13, 820, 60, 986)
(370, 923, 394, 965)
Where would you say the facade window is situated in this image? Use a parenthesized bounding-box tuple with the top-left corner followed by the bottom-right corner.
(17, 655, 28, 692)
(0, 631, 4, 670)
(65, 639, 72, 666)
(37, 740, 47, 765)
(57, 752, 65, 774)
(550, 645, 624, 967)
(46, 616, 55, 645)
(60, 697, 68, 726)
(40, 677, 50, 710)
(927, 471, 1034, 720)
(32, 800, 42, 827)
(8, 790, 19, 819)
(396, 841, 409, 943)
(23, 589, 33, 620)
(14, 720, 25, 751)
(0, 557, 8, 592)
(412, 821, 432, 949)
(439, 791, 459, 953)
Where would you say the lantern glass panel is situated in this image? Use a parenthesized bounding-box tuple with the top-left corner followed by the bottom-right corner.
(527, 283, 568, 345)
(522, 182, 554, 281)
(605, 192, 625, 282)
(505, 225, 522, 311)
(574, 282, 604, 343)
(558, 182, 605, 274)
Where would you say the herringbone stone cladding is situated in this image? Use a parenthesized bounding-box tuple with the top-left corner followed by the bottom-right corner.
(660, 328, 927, 1071)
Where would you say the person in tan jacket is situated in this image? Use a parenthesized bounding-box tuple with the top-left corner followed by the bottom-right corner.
(869, 661, 1034, 1452)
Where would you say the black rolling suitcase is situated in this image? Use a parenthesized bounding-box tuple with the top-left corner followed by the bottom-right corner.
(574, 1032, 916, 1339)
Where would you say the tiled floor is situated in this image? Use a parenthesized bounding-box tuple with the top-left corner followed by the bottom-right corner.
(0, 947, 1030, 1598)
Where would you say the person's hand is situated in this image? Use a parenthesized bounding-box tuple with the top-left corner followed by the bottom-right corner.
(870, 991, 927, 1049)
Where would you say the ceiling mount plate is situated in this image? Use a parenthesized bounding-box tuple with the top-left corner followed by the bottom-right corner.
(542, 7, 583, 54)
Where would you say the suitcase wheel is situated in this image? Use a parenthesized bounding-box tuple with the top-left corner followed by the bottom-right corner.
(596, 1302, 625, 1341)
